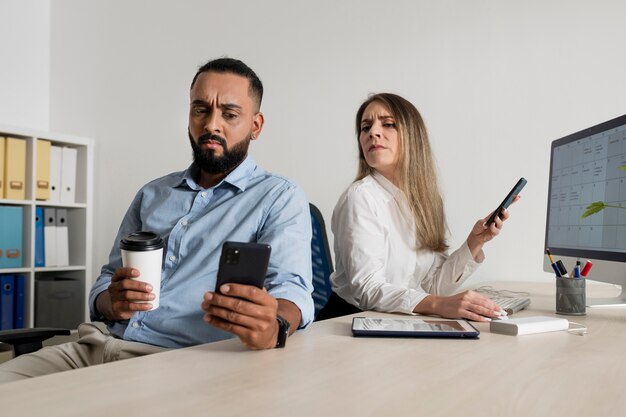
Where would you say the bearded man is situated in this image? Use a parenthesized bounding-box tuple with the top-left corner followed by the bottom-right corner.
(0, 58, 314, 383)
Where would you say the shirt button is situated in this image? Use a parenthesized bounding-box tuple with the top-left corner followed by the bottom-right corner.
(132, 322, 140, 329)
(169, 255, 176, 262)
(181, 219, 188, 226)
(201, 192, 207, 198)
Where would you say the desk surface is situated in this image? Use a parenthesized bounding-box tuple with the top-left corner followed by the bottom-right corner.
(1, 281, 625, 417)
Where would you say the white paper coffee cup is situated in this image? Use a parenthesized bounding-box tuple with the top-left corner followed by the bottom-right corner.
(120, 231, 164, 310)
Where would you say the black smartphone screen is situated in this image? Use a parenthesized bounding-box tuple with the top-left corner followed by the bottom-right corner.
(485, 177, 527, 225)
(215, 241, 271, 292)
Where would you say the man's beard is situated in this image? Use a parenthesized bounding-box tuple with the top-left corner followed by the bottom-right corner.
(188, 131, 250, 175)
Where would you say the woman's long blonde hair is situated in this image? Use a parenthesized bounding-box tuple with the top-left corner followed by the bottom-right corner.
(355, 93, 448, 252)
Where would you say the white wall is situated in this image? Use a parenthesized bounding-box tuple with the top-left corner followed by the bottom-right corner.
(0, 0, 50, 130)
(17, 0, 626, 284)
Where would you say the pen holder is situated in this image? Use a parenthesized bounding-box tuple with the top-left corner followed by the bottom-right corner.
(556, 277, 586, 316)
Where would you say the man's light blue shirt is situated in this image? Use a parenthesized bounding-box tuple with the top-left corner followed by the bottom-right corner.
(89, 156, 314, 349)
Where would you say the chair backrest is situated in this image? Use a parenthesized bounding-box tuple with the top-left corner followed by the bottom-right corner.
(309, 203, 333, 318)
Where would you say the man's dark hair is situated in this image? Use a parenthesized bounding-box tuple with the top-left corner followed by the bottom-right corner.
(190, 57, 263, 110)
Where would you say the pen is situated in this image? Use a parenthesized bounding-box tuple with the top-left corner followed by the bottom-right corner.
(546, 248, 562, 277)
(574, 259, 581, 278)
(581, 260, 593, 277)
(556, 260, 568, 277)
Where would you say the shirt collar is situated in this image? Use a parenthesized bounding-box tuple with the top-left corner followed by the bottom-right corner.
(372, 171, 413, 224)
(178, 155, 257, 192)
(372, 170, 404, 199)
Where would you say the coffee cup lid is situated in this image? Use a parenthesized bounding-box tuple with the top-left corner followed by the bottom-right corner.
(120, 231, 164, 251)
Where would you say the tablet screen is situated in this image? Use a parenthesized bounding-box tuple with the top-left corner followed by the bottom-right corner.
(351, 317, 479, 338)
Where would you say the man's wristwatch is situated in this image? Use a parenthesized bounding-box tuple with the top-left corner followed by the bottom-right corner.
(275, 314, 290, 348)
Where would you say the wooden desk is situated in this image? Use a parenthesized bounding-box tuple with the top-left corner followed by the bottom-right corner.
(1, 282, 625, 417)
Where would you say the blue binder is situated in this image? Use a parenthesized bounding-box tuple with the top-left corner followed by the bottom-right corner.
(0, 275, 14, 330)
(35, 207, 45, 267)
(0, 206, 23, 268)
(14, 274, 25, 329)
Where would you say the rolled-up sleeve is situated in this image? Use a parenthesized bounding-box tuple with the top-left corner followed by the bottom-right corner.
(421, 241, 483, 297)
(259, 184, 314, 329)
(89, 192, 144, 321)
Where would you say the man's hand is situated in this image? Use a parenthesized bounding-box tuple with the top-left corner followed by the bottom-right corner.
(202, 284, 285, 350)
(96, 267, 155, 321)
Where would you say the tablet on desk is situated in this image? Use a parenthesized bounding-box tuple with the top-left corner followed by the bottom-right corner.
(351, 317, 480, 338)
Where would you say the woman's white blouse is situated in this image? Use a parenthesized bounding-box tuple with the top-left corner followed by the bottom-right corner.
(330, 172, 483, 314)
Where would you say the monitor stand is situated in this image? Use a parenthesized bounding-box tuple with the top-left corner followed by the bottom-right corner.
(587, 286, 626, 307)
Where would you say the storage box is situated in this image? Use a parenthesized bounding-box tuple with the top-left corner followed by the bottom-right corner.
(35, 277, 84, 329)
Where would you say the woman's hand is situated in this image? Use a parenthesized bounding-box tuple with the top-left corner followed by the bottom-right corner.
(414, 290, 502, 322)
(467, 195, 520, 259)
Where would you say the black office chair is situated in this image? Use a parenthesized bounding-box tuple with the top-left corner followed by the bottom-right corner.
(0, 328, 70, 358)
(310, 203, 333, 319)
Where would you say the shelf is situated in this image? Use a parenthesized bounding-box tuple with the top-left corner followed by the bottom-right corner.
(1, 125, 93, 329)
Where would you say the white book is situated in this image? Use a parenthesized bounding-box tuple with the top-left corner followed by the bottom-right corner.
(43, 208, 57, 267)
(49, 146, 63, 202)
(56, 208, 69, 266)
(490, 316, 569, 336)
(60, 147, 77, 204)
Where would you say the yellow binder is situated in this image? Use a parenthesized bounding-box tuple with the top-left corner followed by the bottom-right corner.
(0, 136, 5, 197)
(4, 137, 26, 200)
(36, 139, 51, 200)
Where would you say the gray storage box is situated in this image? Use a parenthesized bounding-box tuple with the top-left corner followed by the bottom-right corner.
(35, 277, 84, 329)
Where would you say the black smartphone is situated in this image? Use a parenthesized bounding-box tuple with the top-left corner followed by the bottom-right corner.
(215, 241, 271, 293)
(485, 177, 527, 225)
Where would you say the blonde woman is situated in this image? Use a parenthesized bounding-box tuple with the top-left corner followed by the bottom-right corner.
(317, 93, 517, 322)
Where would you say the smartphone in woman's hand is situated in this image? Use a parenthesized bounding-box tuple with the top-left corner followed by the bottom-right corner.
(485, 177, 527, 225)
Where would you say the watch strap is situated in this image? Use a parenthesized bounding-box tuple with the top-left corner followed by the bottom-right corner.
(275, 314, 290, 348)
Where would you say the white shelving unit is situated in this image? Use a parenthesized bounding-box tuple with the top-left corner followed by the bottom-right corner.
(0, 124, 93, 328)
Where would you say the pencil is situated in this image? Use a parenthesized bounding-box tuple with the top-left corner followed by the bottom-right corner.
(546, 248, 556, 264)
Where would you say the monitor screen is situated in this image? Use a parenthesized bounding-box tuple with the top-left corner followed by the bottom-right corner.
(545, 114, 626, 306)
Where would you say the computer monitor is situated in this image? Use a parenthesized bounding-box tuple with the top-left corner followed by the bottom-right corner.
(544, 114, 626, 307)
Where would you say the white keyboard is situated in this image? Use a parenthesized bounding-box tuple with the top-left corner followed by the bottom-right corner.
(490, 296, 531, 315)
